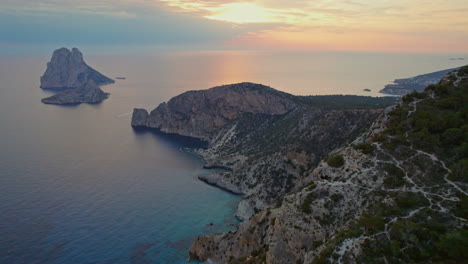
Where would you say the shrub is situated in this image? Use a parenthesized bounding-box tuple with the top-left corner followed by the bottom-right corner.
(353, 142, 375, 154)
(326, 154, 345, 168)
(300, 193, 314, 214)
(306, 182, 317, 191)
(383, 163, 405, 188)
(372, 133, 387, 142)
(458, 65, 468, 75)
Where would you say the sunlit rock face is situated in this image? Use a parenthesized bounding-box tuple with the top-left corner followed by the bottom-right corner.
(40, 47, 114, 90)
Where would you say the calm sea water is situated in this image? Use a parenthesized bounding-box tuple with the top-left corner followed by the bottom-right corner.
(0, 50, 466, 264)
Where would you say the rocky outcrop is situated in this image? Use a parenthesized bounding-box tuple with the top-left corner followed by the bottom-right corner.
(195, 107, 383, 220)
(133, 83, 398, 221)
(40, 47, 114, 90)
(41, 81, 109, 105)
(131, 109, 150, 127)
(198, 174, 244, 195)
(131, 82, 297, 142)
(189, 67, 468, 264)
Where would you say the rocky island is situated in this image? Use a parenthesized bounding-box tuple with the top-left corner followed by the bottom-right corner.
(40, 47, 114, 90)
(40, 48, 114, 105)
(41, 81, 109, 105)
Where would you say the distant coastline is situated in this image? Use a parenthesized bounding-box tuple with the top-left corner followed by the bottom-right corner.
(379, 67, 460, 96)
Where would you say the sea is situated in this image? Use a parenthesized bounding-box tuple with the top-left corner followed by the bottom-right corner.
(0, 48, 466, 264)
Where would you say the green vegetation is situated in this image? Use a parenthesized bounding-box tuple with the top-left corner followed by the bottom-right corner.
(314, 191, 462, 264)
(325, 154, 345, 168)
(228, 244, 269, 264)
(295, 95, 399, 110)
(360, 219, 468, 264)
(382, 163, 405, 188)
(305, 182, 317, 191)
(458, 65, 468, 75)
(454, 195, 468, 219)
(383, 70, 467, 181)
(313, 68, 467, 263)
(331, 193, 343, 203)
(300, 193, 314, 214)
(353, 142, 375, 154)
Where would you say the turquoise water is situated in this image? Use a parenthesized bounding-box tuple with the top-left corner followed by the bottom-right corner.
(0, 50, 466, 263)
(0, 55, 241, 263)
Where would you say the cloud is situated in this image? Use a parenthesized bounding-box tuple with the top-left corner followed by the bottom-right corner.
(0, 0, 466, 52)
(0, 0, 244, 48)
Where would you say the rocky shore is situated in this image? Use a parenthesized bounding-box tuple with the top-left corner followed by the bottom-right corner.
(131, 82, 397, 221)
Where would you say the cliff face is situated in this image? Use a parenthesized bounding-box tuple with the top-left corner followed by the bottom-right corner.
(41, 81, 109, 105)
(132, 82, 397, 221)
(131, 83, 297, 142)
(189, 67, 468, 264)
(196, 107, 382, 220)
(40, 47, 114, 90)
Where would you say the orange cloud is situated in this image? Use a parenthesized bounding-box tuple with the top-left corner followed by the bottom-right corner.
(161, 0, 468, 52)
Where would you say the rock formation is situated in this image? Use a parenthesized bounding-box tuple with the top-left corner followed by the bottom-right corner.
(40, 47, 114, 90)
(189, 67, 468, 264)
(131, 82, 297, 142)
(132, 82, 398, 221)
(131, 109, 150, 127)
(41, 81, 109, 105)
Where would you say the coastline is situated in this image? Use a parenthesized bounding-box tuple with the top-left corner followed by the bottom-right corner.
(182, 148, 244, 195)
(132, 126, 243, 197)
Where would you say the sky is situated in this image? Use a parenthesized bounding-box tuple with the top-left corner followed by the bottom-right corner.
(1, 0, 467, 53)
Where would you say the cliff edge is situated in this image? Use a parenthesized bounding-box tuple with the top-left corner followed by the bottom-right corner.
(132, 83, 398, 220)
(190, 67, 468, 264)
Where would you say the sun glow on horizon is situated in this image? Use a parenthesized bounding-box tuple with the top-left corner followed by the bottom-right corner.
(158, 0, 468, 52)
(2, 0, 467, 52)
(204, 3, 282, 24)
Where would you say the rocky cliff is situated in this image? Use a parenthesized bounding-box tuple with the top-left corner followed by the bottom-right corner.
(189, 67, 468, 264)
(40, 47, 114, 90)
(132, 82, 398, 221)
(41, 81, 109, 105)
(132, 83, 297, 142)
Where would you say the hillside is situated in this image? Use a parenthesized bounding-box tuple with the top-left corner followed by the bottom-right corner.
(189, 66, 468, 263)
(132, 83, 397, 220)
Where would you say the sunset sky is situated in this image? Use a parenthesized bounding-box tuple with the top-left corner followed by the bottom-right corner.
(1, 0, 467, 52)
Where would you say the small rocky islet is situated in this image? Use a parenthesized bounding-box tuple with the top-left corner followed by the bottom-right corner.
(40, 47, 114, 105)
(41, 81, 109, 105)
